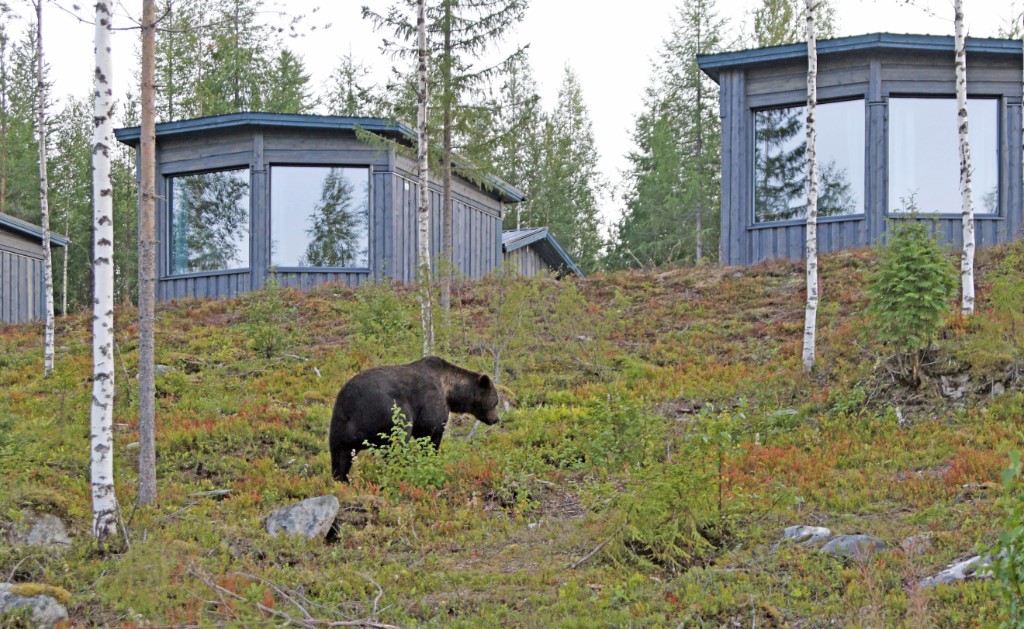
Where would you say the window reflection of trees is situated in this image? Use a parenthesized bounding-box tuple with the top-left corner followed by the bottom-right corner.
(170, 169, 250, 274)
(299, 168, 369, 268)
(754, 101, 862, 223)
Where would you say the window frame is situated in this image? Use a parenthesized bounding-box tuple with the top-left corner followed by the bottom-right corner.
(884, 94, 1003, 219)
(750, 96, 868, 227)
(267, 163, 374, 273)
(165, 165, 253, 279)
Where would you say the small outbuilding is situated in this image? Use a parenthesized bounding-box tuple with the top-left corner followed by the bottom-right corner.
(114, 113, 541, 301)
(0, 213, 68, 324)
(698, 33, 1024, 265)
(502, 227, 583, 277)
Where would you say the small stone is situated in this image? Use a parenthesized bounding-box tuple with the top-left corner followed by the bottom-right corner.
(783, 525, 832, 545)
(0, 583, 68, 628)
(992, 382, 1006, 397)
(125, 442, 140, 451)
(920, 555, 993, 588)
(154, 364, 174, 375)
(820, 534, 888, 559)
(528, 522, 540, 530)
(940, 374, 970, 400)
(8, 512, 71, 548)
(266, 495, 339, 540)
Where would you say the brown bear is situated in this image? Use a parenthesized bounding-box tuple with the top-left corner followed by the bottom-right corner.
(329, 356, 501, 482)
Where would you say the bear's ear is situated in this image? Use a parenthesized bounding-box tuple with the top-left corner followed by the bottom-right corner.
(478, 374, 492, 389)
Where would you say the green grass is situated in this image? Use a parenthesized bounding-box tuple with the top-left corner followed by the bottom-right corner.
(1, 243, 1023, 626)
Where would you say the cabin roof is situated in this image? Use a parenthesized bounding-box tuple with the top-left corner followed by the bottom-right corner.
(697, 32, 1023, 82)
(114, 112, 525, 204)
(502, 227, 583, 277)
(0, 213, 68, 246)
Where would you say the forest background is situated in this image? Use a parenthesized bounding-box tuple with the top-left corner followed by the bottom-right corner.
(2, 0, 1022, 310)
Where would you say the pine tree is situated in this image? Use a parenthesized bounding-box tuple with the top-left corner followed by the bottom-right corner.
(325, 52, 380, 116)
(527, 67, 604, 272)
(751, 0, 836, 48)
(610, 0, 722, 268)
(262, 48, 313, 114)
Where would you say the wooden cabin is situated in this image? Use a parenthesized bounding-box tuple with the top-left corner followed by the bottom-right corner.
(502, 227, 583, 277)
(114, 113, 537, 300)
(698, 33, 1024, 265)
(0, 213, 68, 324)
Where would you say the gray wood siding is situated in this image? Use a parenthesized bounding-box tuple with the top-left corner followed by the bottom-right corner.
(1, 250, 44, 324)
(143, 122, 510, 303)
(717, 47, 1024, 265)
(504, 245, 547, 278)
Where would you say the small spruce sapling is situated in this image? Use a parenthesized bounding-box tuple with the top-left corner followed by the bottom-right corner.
(867, 206, 957, 386)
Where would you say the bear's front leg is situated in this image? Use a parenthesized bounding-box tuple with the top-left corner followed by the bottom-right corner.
(331, 446, 354, 482)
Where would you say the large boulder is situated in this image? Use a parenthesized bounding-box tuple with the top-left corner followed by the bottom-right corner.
(0, 583, 69, 628)
(820, 534, 888, 559)
(266, 495, 339, 540)
(7, 512, 71, 548)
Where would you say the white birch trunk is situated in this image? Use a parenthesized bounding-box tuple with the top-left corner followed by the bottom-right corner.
(801, 0, 819, 373)
(90, 1, 119, 541)
(955, 0, 975, 316)
(416, 0, 434, 355)
(35, 0, 54, 377)
(137, 0, 158, 507)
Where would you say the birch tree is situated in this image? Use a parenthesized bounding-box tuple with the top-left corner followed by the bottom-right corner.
(91, 0, 119, 540)
(34, 0, 54, 376)
(416, 0, 434, 354)
(137, 0, 158, 507)
(954, 0, 975, 315)
(801, 0, 818, 372)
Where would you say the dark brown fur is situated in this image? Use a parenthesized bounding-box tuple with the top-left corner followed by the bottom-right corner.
(329, 356, 500, 482)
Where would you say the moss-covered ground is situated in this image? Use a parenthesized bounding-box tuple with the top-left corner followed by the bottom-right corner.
(2, 243, 1023, 627)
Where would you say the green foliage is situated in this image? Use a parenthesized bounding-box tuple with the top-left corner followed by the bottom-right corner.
(992, 450, 1024, 628)
(990, 244, 1024, 351)
(0, 413, 15, 473)
(609, 0, 723, 268)
(867, 212, 957, 383)
(349, 278, 419, 361)
(360, 405, 448, 494)
(244, 274, 292, 358)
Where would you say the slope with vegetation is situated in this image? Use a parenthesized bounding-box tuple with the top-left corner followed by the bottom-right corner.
(1, 241, 1023, 626)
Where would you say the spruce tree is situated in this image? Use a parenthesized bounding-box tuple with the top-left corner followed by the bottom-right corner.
(325, 52, 380, 117)
(527, 67, 604, 272)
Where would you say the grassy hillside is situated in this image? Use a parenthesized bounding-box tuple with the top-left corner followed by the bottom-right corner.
(1, 243, 1023, 627)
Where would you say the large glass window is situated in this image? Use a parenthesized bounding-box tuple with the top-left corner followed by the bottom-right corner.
(169, 168, 250, 275)
(888, 97, 999, 214)
(754, 99, 865, 223)
(270, 166, 370, 268)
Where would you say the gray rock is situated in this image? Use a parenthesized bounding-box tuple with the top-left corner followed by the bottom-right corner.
(920, 555, 994, 588)
(820, 534, 888, 559)
(8, 512, 71, 548)
(266, 495, 339, 540)
(940, 374, 971, 400)
(992, 382, 1006, 397)
(783, 525, 832, 545)
(125, 441, 140, 451)
(0, 584, 68, 628)
(154, 364, 174, 375)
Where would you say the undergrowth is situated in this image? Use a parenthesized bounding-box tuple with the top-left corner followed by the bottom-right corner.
(0, 246, 1021, 626)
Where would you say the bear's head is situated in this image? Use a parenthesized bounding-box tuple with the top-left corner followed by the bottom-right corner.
(472, 374, 501, 425)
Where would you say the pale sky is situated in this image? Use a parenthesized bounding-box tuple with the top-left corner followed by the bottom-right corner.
(14, 0, 1019, 231)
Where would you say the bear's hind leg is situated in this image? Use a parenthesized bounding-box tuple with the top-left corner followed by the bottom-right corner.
(331, 446, 354, 482)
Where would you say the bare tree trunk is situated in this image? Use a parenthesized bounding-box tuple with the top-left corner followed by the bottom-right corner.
(416, 0, 434, 355)
(955, 0, 975, 316)
(137, 0, 158, 507)
(35, 1, 55, 377)
(61, 211, 67, 315)
(90, 0, 119, 541)
(801, 0, 818, 373)
(440, 0, 453, 313)
(695, 20, 703, 264)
